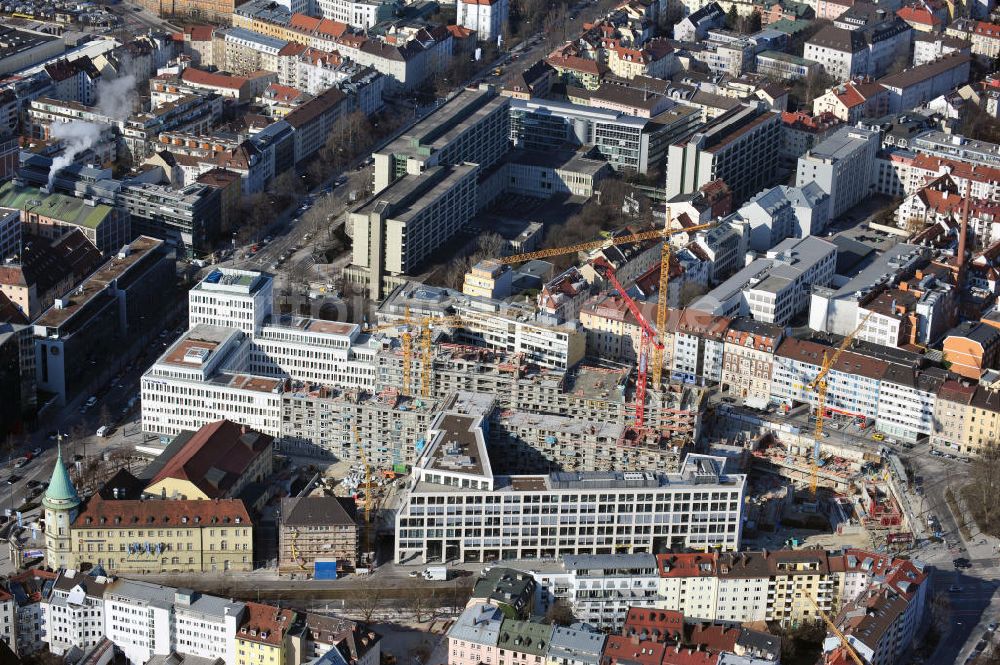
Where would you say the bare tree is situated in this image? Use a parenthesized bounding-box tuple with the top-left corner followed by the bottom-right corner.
(964, 444, 1000, 537)
(544, 599, 576, 625)
(407, 591, 435, 623)
(346, 586, 385, 623)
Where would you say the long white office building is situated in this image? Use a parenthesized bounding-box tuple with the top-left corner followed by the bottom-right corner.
(394, 394, 746, 564)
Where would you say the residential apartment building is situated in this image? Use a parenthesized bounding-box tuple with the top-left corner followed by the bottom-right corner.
(373, 85, 510, 192)
(348, 163, 479, 299)
(812, 81, 889, 124)
(803, 18, 912, 82)
(942, 320, 1000, 380)
(532, 554, 660, 629)
(720, 319, 784, 402)
(236, 602, 298, 665)
(879, 52, 971, 113)
(278, 496, 359, 572)
(457, 0, 508, 41)
(394, 404, 745, 563)
(43, 569, 110, 657)
(795, 126, 879, 218)
(317, 0, 395, 28)
(666, 102, 781, 205)
(691, 236, 837, 325)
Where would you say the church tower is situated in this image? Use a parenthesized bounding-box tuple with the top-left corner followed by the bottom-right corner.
(43, 443, 80, 569)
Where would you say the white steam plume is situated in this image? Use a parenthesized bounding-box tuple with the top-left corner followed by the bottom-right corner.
(96, 73, 138, 121)
(48, 120, 105, 189)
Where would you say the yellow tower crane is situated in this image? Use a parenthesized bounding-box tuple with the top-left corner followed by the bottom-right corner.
(353, 426, 373, 562)
(805, 311, 874, 495)
(420, 317, 432, 397)
(402, 306, 413, 396)
(806, 595, 866, 665)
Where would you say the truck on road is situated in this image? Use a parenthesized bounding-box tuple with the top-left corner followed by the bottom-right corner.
(423, 566, 448, 581)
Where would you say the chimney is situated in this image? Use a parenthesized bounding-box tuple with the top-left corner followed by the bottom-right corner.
(958, 179, 971, 279)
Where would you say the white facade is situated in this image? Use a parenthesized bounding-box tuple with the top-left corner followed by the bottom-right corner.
(532, 554, 660, 629)
(104, 581, 175, 665)
(456, 0, 509, 41)
(796, 126, 879, 219)
(140, 325, 284, 437)
(316, 0, 396, 29)
(43, 572, 108, 657)
(395, 408, 746, 563)
(188, 268, 273, 338)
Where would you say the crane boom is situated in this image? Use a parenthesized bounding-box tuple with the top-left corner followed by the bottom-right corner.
(652, 207, 675, 388)
(807, 311, 874, 494)
(592, 258, 663, 427)
(497, 222, 718, 266)
(806, 595, 866, 665)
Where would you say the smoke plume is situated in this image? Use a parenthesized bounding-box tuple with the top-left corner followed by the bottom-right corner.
(48, 120, 105, 189)
(96, 73, 137, 121)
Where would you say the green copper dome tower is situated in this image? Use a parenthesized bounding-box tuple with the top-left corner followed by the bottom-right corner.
(43, 443, 80, 569)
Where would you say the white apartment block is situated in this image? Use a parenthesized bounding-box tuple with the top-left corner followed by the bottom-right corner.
(44, 573, 248, 665)
(173, 587, 244, 664)
(395, 402, 745, 564)
(690, 236, 837, 325)
(770, 336, 945, 441)
(795, 126, 879, 219)
(104, 580, 178, 664)
(531, 554, 660, 630)
(457, 0, 509, 41)
(316, 0, 395, 28)
(188, 268, 273, 338)
(43, 570, 109, 657)
(803, 21, 911, 82)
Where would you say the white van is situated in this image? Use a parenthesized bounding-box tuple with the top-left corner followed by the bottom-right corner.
(96, 426, 109, 437)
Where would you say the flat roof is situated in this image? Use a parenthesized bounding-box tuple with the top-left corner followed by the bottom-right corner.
(34, 236, 162, 329)
(0, 181, 113, 230)
(806, 126, 878, 162)
(427, 413, 487, 477)
(352, 164, 477, 223)
(381, 86, 506, 161)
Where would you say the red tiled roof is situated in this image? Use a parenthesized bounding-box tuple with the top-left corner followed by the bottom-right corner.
(239, 602, 297, 646)
(278, 41, 307, 56)
(185, 25, 213, 41)
(547, 53, 603, 76)
(265, 83, 306, 102)
(146, 420, 272, 499)
(974, 21, 1000, 38)
(316, 18, 349, 38)
(289, 14, 322, 31)
(73, 495, 252, 528)
(896, 5, 942, 25)
(911, 153, 1000, 184)
(447, 24, 475, 38)
(181, 68, 248, 90)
